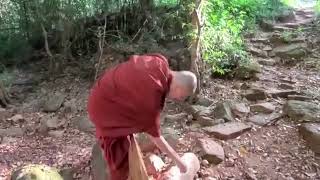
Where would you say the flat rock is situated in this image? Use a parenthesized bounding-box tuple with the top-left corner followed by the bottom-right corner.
(0, 127, 24, 137)
(283, 100, 320, 122)
(8, 114, 24, 123)
(287, 95, 312, 101)
(197, 116, 224, 127)
(213, 101, 234, 121)
(203, 122, 251, 140)
(243, 88, 268, 101)
(268, 89, 299, 98)
(48, 130, 64, 138)
(248, 46, 268, 58)
(278, 83, 294, 90)
(250, 102, 275, 114)
(164, 113, 188, 123)
(197, 96, 214, 107)
(248, 113, 282, 126)
(271, 43, 307, 59)
(299, 123, 320, 154)
(43, 92, 66, 112)
(231, 103, 250, 118)
(197, 138, 225, 164)
(257, 58, 276, 66)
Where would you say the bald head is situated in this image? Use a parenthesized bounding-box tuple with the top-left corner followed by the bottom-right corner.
(168, 71, 197, 100)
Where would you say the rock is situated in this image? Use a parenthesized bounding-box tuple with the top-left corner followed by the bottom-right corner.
(1, 136, 17, 144)
(283, 100, 320, 122)
(73, 116, 95, 133)
(268, 89, 299, 98)
(250, 37, 269, 43)
(63, 99, 78, 113)
(235, 60, 262, 80)
(144, 153, 165, 176)
(91, 142, 109, 180)
(257, 58, 276, 66)
(262, 46, 273, 51)
(0, 127, 24, 137)
(248, 113, 282, 126)
(260, 19, 274, 31)
(299, 123, 320, 154)
(213, 102, 234, 121)
(48, 130, 64, 138)
(164, 113, 188, 123)
(43, 92, 66, 112)
(197, 96, 214, 107)
(46, 117, 60, 129)
(197, 138, 225, 164)
(59, 168, 74, 180)
(277, 10, 296, 23)
(8, 114, 24, 123)
(198, 117, 224, 127)
(243, 88, 268, 101)
(247, 46, 268, 58)
(250, 102, 275, 114)
(203, 122, 251, 140)
(271, 43, 307, 59)
(287, 95, 312, 101)
(162, 127, 180, 150)
(231, 103, 250, 118)
(278, 83, 294, 90)
(137, 128, 179, 152)
(188, 105, 210, 116)
(11, 164, 63, 180)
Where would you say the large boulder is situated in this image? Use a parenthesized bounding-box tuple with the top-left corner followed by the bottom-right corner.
(243, 88, 268, 101)
(271, 43, 307, 59)
(283, 100, 320, 122)
(299, 123, 320, 154)
(43, 92, 66, 112)
(11, 164, 63, 180)
(213, 101, 234, 122)
(196, 138, 225, 164)
(234, 60, 262, 80)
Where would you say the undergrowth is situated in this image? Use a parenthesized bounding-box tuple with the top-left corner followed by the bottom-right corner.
(0, 0, 292, 76)
(200, 0, 291, 75)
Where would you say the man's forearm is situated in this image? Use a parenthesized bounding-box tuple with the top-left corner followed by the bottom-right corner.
(148, 135, 186, 172)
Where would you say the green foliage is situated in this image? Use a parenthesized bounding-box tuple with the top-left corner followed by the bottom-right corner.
(200, 0, 289, 75)
(316, 0, 320, 14)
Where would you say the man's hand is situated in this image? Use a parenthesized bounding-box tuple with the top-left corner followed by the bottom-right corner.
(147, 135, 187, 174)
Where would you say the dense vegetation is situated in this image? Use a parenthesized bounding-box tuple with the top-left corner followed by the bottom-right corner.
(0, 0, 305, 76)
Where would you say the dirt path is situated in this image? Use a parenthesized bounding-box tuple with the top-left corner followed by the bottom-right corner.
(0, 5, 320, 180)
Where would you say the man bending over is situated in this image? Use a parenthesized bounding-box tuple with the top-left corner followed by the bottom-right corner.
(87, 53, 197, 180)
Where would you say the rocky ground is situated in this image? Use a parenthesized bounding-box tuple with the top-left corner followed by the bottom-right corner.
(1, 5, 320, 180)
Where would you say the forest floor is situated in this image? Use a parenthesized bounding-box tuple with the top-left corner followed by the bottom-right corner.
(1, 5, 320, 180)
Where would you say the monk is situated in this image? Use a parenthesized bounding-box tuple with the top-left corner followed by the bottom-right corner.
(87, 53, 197, 180)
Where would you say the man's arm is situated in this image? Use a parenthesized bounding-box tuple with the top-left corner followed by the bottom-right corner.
(147, 135, 187, 173)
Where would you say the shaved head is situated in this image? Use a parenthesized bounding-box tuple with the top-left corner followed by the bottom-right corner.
(168, 71, 197, 100)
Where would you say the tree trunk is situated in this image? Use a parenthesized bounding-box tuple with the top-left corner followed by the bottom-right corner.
(189, 0, 203, 101)
(0, 81, 10, 108)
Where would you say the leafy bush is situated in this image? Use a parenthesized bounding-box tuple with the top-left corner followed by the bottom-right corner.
(200, 0, 289, 75)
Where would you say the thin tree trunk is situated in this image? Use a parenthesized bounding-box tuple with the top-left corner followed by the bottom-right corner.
(189, 0, 203, 100)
